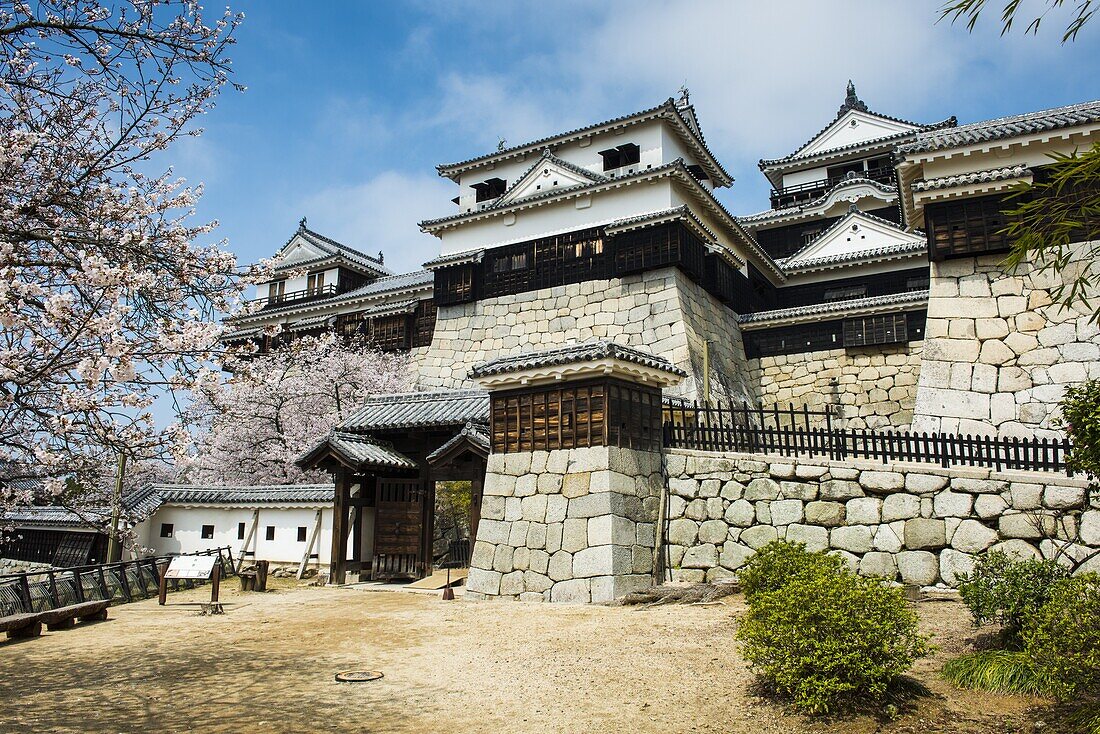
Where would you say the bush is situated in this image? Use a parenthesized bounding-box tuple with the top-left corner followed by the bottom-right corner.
(956, 551, 1070, 645)
(1023, 573, 1100, 700)
(736, 563, 930, 714)
(1060, 379, 1100, 492)
(736, 540, 846, 601)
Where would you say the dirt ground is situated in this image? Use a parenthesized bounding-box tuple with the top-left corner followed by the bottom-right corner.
(0, 579, 1052, 734)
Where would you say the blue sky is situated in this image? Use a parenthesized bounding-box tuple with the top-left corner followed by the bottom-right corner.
(178, 0, 1100, 276)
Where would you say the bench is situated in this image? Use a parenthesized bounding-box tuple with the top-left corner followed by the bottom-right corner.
(39, 600, 110, 631)
(0, 612, 43, 639)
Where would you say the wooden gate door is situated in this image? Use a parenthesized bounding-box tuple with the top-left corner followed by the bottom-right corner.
(372, 479, 425, 580)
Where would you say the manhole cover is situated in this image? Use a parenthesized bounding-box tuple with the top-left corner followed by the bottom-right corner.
(335, 670, 384, 683)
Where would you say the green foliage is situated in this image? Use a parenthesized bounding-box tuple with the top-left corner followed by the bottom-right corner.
(1060, 379, 1100, 493)
(956, 551, 1071, 645)
(736, 540, 846, 601)
(939, 0, 1096, 43)
(1022, 573, 1100, 700)
(1001, 143, 1100, 322)
(942, 650, 1049, 695)
(736, 562, 930, 714)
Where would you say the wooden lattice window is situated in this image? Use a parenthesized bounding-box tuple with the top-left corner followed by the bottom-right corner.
(335, 311, 368, 340)
(843, 313, 909, 348)
(745, 321, 844, 359)
(371, 314, 409, 352)
(924, 194, 1014, 261)
(412, 300, 437, 348)
(434, 264, 475, 305)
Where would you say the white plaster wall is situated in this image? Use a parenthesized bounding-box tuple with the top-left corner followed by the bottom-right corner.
(141, 505, 335, 565)
(437, 180, 675, 256)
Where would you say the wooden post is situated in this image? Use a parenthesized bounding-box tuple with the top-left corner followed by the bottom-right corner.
(296, 509, 323, 580)
(210, 564, 221, 603)
(157, 561, 168, 606)
(238, 509, 259, 570)
(330, 470, 349, 585)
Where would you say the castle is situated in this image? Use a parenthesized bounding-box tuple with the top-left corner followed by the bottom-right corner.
(222, 86, 1100, 598)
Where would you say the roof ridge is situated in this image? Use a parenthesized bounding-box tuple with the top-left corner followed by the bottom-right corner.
(739, 289, 929, 324)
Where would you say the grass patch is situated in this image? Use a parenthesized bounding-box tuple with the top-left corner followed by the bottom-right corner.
(942, 650, 1049, 696)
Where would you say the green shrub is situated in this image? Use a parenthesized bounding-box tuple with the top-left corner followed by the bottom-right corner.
(736, 563, 930, 714)
(956, 551, 1070, 645)
(1060, 379, 1100, 492)
(1023, 573, 1100, 700)
(942, 650, 1049, 695)
(736, 540, 846, 601)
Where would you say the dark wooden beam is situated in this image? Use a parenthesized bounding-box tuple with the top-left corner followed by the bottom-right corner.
(329, 469, 349, 585)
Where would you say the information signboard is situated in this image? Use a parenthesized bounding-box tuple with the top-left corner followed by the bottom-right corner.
(164, 555, 218, 580)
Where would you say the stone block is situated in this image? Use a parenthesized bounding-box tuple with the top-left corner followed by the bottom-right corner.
(684, 499, 709, 521)
(882, 493, 921, 521)
(545, 495, 568, 524)
(939, 549, 976, 586)
(740, 525, 779, 549)
(698, 519, 729, 544)
(537, 473, 564, 495)
(859, 552, 898, 580)
(897, 551, 939, 586)
(587, 514, 635, 547)
(529, 549, 550, 575)
(1043, 485, 1087, 510)
(667, 518, 699, 547)
(904, 518, 947, 550)
(830, 525, 873, 553)
(561, 472, 591, 499)
(523, 569, 553, 592)
(480, 496, 506, 521)
(820, 480, 864, 500)
(974, 494, 1008, 519)
(745, 477, 781, 500)
(720, 542, 753, 570)
(699, 479, 722, 498)
(724, 499, 755, 527)
(933, 491, 975, 518)
(549, 578, 590, 603)
(1009, 483, 1043, 510)
(755, 502, 772, 524)
(805, 501, 846, 527)
(500, 570, 525, 596)
(784, 523, 829, 552)
(719, 480, 745, 500)
(547, 550, 574, 582)
(526, 523, 547, 550)
(508, 521, 531, 548)
(573, 545, 626, 578)
(905, 474, 949, 494)
(846, 497, 882, 525)
(999, 511, 1056, 539)
(493, 544, 515, 572)
(477, 519, 512, 545)
(780, 481, 817, 501)
(706, 497, 725, 520)
(951, 519, 999, 553)
(1081, 510, 1100, 546)
(681, 544, 718, 569)
(873, 523, 904, 553)
(989, 539, 1041, 561)
(467, 567, 503, 595)
(860, 471, 905, 493)
(521, 495, 548, 523)
(770, 499, 804, 526)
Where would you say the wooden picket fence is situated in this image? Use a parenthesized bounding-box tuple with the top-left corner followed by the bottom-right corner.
(662, 400, 1072, 474)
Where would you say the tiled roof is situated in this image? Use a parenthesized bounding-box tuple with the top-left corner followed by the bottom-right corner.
(780, 240, 926, 273)
(2, 505, 103, 528)
(275, 224, 391, 276)
(739, 290, 929, 327)
(912, 165, 1031, 192)
(221, 326, 262, 342)
(286, 313, 334, 332)
(148, 484, 336, 505)
(437, 98, 733, 186)
(426, 422, 491, 463)
(341, 390, 490, 431)
(468, 340, 688, 379)
(497, 149, 608, 204)
(739, 176, 898, 226)
(898, 100, 1100, 155)
(320, 432, 418, 471)
(761, 117, 955, 168)
(423, 248, 485, 269)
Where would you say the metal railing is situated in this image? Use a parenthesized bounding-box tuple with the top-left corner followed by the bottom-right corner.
(0, 546, 236, 617)
(770, 166, 895, 208)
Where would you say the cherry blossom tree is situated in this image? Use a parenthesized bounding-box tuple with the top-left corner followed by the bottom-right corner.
(182, 334, 413, 485)
(0, 2, 258, 512)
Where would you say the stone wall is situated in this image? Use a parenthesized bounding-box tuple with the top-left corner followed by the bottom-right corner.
(466, 446, 663, 603)
(414, 267, 755, 402)
(912, 248, 1100, 438)
(664, 449, 1098, 587)
(0, 557, 53, 574)
(747, 342, 923, 429)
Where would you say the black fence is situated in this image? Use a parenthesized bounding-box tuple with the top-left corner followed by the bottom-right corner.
(0, 546, 236, 617)
(663, 400, 1073, 474)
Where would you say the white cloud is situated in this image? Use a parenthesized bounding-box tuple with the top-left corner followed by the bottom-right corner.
(295, 171, 455, 274)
